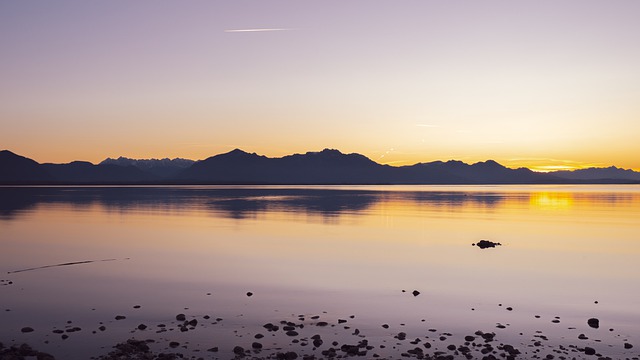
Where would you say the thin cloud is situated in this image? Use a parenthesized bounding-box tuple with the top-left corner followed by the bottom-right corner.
(416, 124, 439, 128)
(224, 28, 292, 33)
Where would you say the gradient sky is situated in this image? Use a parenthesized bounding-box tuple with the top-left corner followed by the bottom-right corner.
(1, 1, 639, 171)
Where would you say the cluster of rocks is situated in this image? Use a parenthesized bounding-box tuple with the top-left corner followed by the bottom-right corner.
(96, 339, 182, 360)
(0, 342, 55, 360)
(5, 294, 639, 360)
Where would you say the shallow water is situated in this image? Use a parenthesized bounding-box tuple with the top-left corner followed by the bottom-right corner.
(1, 185, 639, 358)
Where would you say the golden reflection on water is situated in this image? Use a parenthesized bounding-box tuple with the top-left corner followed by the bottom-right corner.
(529, 192, 574, 210)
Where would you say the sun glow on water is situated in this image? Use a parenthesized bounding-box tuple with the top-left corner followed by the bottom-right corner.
(529, 192, 574, 210)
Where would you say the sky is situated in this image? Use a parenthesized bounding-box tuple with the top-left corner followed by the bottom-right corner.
(1, 1, 639, 171)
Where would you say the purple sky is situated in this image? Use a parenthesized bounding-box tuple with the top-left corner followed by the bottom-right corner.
(2, 1, 639, 170)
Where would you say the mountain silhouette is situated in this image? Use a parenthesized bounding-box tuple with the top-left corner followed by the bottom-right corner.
(0, 150, 53, 183)
(176, 148, 559, 184)
(1, 148, 638, 185)
(549, 166, 640, 182)
(100, 156, 195, 178)
(177, 149, 397, 184)
(42, 161, 158, 184)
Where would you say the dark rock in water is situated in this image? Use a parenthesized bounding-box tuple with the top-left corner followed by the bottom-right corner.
(176, 314, 186, 321)
(286, 330, 299, 336)
(20, 327, 34, 333)
(316, 321, 329, 327)
(340, 345, 360, 355)
(252, 342, 263, 349)
(395, 332, 407, 341)
(474, 240, 502, 249)
(382, 324, 389, 329)
(98, 326, 106, 331)
(115, 315, 126, 320)
(464, 335, 475, 342)
(188, 319, 198, 327)
(246, 292, 253, 297)
(0, 343, 55, 360)
(169, 342, 180, 348)
(338, 319, 347, 324)
(584, 346, 596, 355)
(412, 290, 420, 297)
(587, 318, 600, 329)
(313, 338, 323, 348)
(207, 347, 219, 352)
(624, 343, 633, 349)
(137, 324, 147, 330)
(233, 346, 245, 355)
(278, 351, 298, 360)
(254, 333, 264, 339)
(133, 305, 141, 309)
(578, 334, 588, 340)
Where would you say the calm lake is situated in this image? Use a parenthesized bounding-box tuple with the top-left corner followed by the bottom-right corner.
(1, 185, 639, 359)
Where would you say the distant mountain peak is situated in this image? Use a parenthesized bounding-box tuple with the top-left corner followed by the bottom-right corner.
(217, 148, 263, 158)
(473, 159, 502, 166)
(228, 148, 249, 154)
(318, 148, 343, 154)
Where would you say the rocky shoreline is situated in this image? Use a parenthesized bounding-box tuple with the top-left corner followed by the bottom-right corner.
(2, 298, 637, 360)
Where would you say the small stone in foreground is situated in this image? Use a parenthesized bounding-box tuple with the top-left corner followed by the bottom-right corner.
(624, 343, 633, 349)
(412, 290, 420, 297)
(587, 318, 600, 329)
(584, 346, 596, 355)
(246, 292, 253, 297)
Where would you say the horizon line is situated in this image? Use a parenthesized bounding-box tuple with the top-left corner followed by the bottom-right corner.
(2, 148, 636, 173)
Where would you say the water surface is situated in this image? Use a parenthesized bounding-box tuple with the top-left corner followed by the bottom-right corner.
(1, 185, 639, 358)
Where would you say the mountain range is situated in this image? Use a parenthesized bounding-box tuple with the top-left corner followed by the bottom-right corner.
(1, 149, 639, 185)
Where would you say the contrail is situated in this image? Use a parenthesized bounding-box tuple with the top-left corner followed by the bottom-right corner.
(224, 28, 291, 33)
(8, 258, 130, 274)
